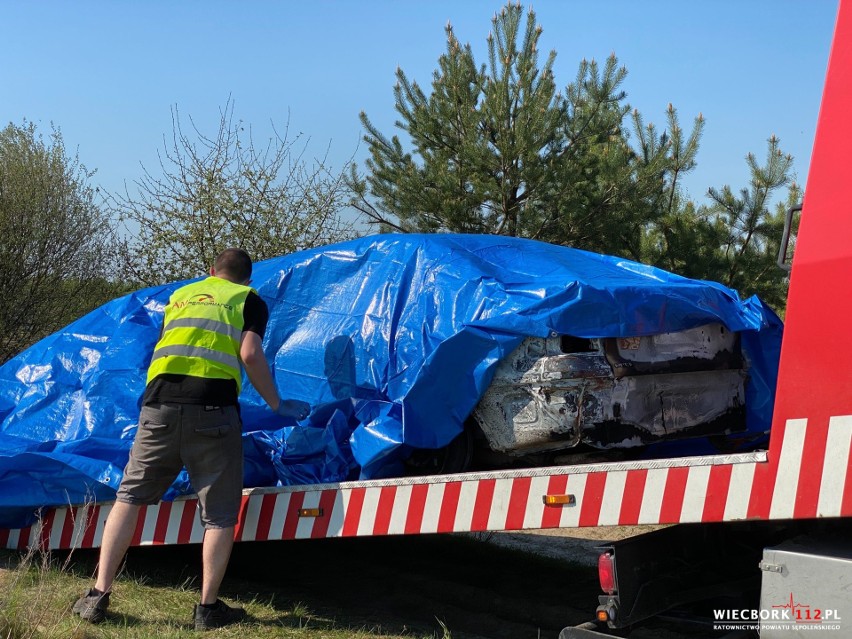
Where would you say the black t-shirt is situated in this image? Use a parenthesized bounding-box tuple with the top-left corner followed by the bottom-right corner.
(141, 291, 269, 407)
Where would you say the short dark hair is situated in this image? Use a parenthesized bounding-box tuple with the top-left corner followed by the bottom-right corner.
(214, 248, 253, 283)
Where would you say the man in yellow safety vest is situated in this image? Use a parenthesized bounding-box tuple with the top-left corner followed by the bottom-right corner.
(73, 248, 310, 630)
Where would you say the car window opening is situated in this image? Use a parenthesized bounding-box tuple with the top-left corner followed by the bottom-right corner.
(560, 335, 595, 354)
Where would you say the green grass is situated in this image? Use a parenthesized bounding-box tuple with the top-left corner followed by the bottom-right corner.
(0, 546, 449, 639)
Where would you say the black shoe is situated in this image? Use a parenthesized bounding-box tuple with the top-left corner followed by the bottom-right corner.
(72, 588, 110, 623)
(193, 599, 247, 630)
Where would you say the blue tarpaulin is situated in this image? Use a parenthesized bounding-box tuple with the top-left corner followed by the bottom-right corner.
(0, 234, 783, 528)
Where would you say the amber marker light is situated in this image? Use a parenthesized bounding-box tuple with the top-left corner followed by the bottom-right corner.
(542, 494, 576, 506)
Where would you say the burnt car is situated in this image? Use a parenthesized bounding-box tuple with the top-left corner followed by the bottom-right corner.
(471, 322, 745, 462)
(406, 320, 752, 474)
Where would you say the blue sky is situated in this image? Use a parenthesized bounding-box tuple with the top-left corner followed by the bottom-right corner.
(2, 1, 839, 217)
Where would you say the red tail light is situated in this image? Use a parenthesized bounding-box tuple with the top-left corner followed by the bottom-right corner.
(598, 551, 616, 594)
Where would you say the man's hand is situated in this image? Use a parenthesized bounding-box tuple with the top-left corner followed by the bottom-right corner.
(276, 399, 311, 420)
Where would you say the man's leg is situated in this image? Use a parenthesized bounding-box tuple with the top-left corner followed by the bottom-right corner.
(194, 524, 245, 630)
(73, 500, 141, 622)
(96, 402, 181, 595)
(186, 405, 243, 605)
(95, 501, 141, 593)
(186, 405, 246, 628)
(200, 526, 235, 604)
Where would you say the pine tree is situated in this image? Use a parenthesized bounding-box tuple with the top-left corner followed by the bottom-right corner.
(352, 2, 793, 312)
(350, 2, 703, 257)
(644, 135, 798, 312)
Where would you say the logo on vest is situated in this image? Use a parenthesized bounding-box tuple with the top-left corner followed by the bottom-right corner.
(173, 293, 234, 311)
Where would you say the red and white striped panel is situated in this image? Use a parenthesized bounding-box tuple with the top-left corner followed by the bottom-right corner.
(3, 415, 851, 551)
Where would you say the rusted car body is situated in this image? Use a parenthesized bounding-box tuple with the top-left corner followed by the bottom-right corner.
(471, 323, 746, 456)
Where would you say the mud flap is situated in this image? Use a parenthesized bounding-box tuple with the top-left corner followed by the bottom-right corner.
(558, 622, 611, 638)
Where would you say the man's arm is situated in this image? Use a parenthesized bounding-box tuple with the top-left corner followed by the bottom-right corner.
(239, 330, 281, 410)
(239, 331, 311, 419)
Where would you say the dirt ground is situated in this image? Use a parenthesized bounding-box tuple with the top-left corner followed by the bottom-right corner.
(484, 524, 668, 567)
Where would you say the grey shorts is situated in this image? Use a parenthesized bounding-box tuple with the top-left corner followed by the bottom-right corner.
(116, 403, 243, 529)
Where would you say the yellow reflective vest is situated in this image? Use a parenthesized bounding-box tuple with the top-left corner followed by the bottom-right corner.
(146, 277, 255, 391)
